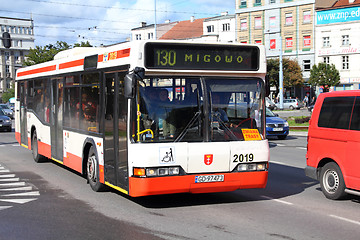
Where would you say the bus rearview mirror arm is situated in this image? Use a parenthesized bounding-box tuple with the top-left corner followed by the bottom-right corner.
(124, 67, 145, 99)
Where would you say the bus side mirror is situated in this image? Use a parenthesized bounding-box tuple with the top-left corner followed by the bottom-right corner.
(124, 67, 145, 99)
(124, 73, 136, 99)
(265, 75, 270, 97)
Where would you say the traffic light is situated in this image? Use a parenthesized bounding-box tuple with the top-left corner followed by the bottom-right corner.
(2, 32, 11, 49)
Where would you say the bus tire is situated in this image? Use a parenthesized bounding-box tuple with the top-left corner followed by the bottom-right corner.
(319, 162, 347, 200)
(86, 146, 106, 192)
(31, 130, 45, 163)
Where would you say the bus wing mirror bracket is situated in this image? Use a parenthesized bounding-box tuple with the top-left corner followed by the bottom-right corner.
(124, 67, 145, 99)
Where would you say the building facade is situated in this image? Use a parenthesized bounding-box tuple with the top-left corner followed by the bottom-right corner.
(202, 12, 236, 43)
(235, 0, 316, 98)
(0, 16, 35, 99)
(315, 0, 360, 92)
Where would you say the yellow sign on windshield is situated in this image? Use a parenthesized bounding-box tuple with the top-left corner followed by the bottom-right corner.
(242, 129, 261, 141)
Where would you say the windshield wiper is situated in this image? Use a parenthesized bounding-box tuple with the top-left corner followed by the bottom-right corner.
(175, 111, 201, 142)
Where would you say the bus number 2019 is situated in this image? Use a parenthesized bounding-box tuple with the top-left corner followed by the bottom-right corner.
(233, 153, 254, 163)
(156, 50, 176, 66)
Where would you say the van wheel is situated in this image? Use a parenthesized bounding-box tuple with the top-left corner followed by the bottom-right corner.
(319, 162, 346, 200)
(32, 130, 45, 163)
(86, 146, 106, 192)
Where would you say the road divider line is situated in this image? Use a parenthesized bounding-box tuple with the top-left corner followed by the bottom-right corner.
(1, 191, 40, 197)
(330, 215, 360, 226)
(261, 195, 294, 205)
(0, 174, 16, 178)
(0, 178, 20, 182)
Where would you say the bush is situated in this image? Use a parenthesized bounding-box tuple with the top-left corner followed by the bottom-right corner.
(294, 116, 310, 124)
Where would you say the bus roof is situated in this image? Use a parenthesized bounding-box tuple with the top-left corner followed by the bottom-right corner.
(16, 40, 266, 81)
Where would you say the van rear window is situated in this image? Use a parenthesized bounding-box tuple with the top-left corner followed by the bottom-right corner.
(318, 97, 354, 129)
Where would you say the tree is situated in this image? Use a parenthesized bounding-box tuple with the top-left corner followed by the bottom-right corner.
(267, 58, 304, 97)
(2, 86, 15, 103)
(309, 63, 340, 92)
(24, 41, 92, 66)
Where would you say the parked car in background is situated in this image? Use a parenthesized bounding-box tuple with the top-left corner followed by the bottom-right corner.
(265, 108, 289, 140)
(265, 97, 276, 110)
(0, 104, 14, 119)
(275, 98, 304, 110)
(0, 109, 12, 132)
(7, 102, 14, 111)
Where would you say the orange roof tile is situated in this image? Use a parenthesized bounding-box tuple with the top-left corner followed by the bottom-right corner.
(333, 0, 360, 8)
(159, 18, 207, 40)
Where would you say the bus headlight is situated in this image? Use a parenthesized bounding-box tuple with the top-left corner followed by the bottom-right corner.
(237, 163, 268, 172)
(134, 167, 181, 177)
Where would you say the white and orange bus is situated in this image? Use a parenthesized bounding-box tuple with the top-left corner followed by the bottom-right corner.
(15, 40, 270, 197)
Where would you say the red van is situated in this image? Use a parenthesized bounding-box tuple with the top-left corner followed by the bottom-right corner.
(306, 90, 360, 200)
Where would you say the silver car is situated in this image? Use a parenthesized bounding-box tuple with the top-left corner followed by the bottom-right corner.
(0, 104, 14, 119)
(0, 109, 12, 132)
(275, 99, 304, 110)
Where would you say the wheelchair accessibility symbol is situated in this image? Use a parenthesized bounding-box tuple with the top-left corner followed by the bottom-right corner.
(159, 147, 175, 164)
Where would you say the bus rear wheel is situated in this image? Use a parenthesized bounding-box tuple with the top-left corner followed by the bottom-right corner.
(319, 162, 346, 200)
(86, 146, 106, 192)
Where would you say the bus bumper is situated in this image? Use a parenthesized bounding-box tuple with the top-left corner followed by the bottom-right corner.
(128, 171, 268, 197)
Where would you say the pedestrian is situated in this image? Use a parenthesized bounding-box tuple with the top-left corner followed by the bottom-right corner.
(303, 95, 309, 107)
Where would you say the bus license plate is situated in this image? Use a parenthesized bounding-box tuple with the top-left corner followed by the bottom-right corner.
(195, 175, 224, 183)
(273, 128, 283, 131)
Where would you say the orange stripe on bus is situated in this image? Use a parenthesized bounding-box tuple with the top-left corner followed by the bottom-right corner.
(59, 59, 84, 70)
(17, 65, 57, 77)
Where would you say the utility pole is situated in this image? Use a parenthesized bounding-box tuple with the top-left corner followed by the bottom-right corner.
(154, 0, 157, 40)
(279, 33, 284, 110)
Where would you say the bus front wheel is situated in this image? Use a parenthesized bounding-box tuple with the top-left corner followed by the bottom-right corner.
(31, 130, 45, 163)
(319, 162, 346, 200)
(86, 146, 106, 192)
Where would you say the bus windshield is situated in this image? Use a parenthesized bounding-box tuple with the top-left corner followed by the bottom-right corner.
(133, 77, 264, 143)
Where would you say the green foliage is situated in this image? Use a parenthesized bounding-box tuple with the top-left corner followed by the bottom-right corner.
(309, 63, 340, 92)
(266, 58, 304, 97)
(2, 86, 15, 103)
(24, 41, 93, 66)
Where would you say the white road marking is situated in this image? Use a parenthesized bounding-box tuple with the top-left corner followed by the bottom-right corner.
(330, 215, 360, 226)
(0, 186, 33, 191)
(0, 170, 10, 173)
(0, 182, 26, 187)
(0, 206, 12, 210)
(1, 191, 40, 197)
(0, 178, 20, 182)
(296, 147, 307, 150)
(0, 174, 16, 178)
(261, 195, 294, 205)
(0, 198, 37, 204)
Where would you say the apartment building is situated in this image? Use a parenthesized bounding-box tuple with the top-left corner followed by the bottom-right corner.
(0, 16, 35, 98)
(235, 0, 316, 98)
(315, 0, 360, 91)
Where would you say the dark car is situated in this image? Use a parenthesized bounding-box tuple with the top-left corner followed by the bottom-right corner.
(0, 104, 14, 119)
(266, 108, 289, 140)
(0, 109, 12, 132)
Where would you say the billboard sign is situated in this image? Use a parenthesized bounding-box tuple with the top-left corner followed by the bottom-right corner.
(317, 6, 360, 25)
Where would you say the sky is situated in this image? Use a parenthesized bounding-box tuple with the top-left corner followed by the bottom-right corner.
(0, 0, 235, 47)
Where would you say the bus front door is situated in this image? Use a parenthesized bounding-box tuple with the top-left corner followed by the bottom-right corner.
(50, 78, 64, 162)
(19, 82, 28, 146)
(104, 72, 128, 191)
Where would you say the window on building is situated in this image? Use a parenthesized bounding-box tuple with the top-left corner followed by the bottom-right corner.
(342, 35, 349, 46)
(148, 32, 154, 39)
(255, 39, 262, 45)
(303, 10, 311, 23)
(254, 0, 261, 6)
(285, 37, 293, 48)
(342, 56, 349, 70)
(240, 0, 247, 8)
(323, 37, 330, 47)
(269, 16, 276, 28)
(222, 23, 230, 32)
(254, 17, 262, 29)
(323, 57, 330, 64)
(135, 34, 141, 40)
(270, 0, 276, 3)
(303, 60, 311, 71)
(285, 13, 293, 26)
(5, 52, 10, 61)
(240, 19, 248, 31)
(303, 35, 311, 47)
(207, 25, 214, 33)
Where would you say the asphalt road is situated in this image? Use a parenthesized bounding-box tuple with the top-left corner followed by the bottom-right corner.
(1, 129, 359, 240)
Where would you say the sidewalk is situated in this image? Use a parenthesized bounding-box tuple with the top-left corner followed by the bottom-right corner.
(289, 130, 308, 137)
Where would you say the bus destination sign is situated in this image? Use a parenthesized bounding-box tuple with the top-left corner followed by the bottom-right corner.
(145, 42, 259, 71)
